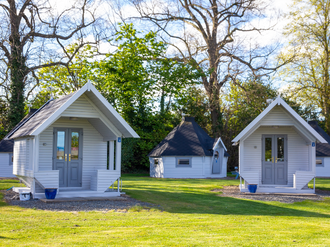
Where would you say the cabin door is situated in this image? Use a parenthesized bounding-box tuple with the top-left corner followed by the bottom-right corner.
(53, 128, 83, 187)
(262, 135, 287, 185)
(212, 149, 223, 174)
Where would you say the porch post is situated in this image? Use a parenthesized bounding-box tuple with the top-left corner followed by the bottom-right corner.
(116, 137, 122, 172)
(109, 141, 115, 170)
(311, 142, 316, 173)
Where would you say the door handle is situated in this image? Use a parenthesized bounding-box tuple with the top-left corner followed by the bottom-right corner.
(272, 157, 274, 163)
(65, 154, 67, 161)
(275, 157, 277, 163)
(69, 154, 71, 162)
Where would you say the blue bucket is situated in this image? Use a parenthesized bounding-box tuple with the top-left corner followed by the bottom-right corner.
(247, 184, 257, 193)
(45, 188, 57, 199)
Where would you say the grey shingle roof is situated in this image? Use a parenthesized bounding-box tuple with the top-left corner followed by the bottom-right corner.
(0, 139, 13, 152)
(0, 109, 38, 152)
(148, 117, 228, 157)
(308, 121, 330, 157)
(8, 93, 75, 139)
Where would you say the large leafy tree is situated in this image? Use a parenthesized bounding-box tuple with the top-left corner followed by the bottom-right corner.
(223, 79, 319, 170)
(280, 0, 330, 134)
(37, 23, 200, 170)
(131, 0, 284, 136)
(0, 0, 102, 129)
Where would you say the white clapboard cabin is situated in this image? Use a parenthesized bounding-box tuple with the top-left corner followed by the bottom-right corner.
(308, 121, 330, 177)
(232, 97, 327, 193)
(0, 109, 38, 178)
(0, 139, 14, 177)
(4, 82, 139, 199)
(148, 117, 228, 178)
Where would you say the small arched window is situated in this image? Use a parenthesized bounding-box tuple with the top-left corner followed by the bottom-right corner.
(214, 151, 219, 159)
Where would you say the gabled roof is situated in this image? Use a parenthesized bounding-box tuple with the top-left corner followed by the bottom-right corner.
(213, 137, 227, 151)
(232, 97, 327, 144)
(6, 82, 139, 140)
(308, 121, 330, 157)
(148, 117, 228, 157)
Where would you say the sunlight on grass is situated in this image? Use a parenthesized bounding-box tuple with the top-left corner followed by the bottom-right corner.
(0, 176, 329, 246)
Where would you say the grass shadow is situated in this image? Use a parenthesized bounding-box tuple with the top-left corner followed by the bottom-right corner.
(123, 177, 330, 218)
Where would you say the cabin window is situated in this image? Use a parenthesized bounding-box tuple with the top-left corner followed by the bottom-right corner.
(214, 151, 219, 160)
(316, 158, 324, 167)
(9, 153, 13, 165)
(176, 158, 192, 167)
(154, 158, 159, 167)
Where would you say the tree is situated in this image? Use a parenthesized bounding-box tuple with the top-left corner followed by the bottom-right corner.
(131, 0, 284, 136)
(280, 0, 330, 134)
(37, 24, 200, 171)
(222, 78, 319, 170)
(0, 0, 102, 129)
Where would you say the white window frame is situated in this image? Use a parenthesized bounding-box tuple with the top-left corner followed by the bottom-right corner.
(316, 157, 324, 167)
(176, 157, 192, 168)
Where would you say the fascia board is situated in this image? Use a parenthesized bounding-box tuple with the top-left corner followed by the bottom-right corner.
(31, 84, 88, 136)
(89, 86, 140, 138)
(232, 98, 279, 143)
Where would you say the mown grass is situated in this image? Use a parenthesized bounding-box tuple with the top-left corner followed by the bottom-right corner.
(309, 178, 330, 191)
(0, 176, 329, 246)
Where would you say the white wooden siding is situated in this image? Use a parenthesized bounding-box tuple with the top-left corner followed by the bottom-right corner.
(149, 158, 164, 178)
(13, 138, 31, 176)
(294, 171, 314, 189)
(35, 170, 59, 189)
(163, 156, 204, 178)
(0, 153, 14, 177)
(90, 170, 120, 191)
(258, 106, 314, 141)
(38, 117, 107, 190)
(316, 157, 330, 177)
(61, 95, 99, 118)
(242, 126, 309, 187)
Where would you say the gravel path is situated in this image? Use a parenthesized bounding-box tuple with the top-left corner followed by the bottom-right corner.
(214, 186, 330, 203)
(3, 190, 158, 212)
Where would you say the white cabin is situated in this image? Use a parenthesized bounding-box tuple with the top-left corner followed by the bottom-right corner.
(308, 121, 330, 177)
(0, 139, 14, 177)
(232, 97, 327, 193)
(149, 117, 228, 178)
(5, 82, 139, 199)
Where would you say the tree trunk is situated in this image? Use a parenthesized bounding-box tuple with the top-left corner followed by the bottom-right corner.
(208, 83, 222, 137)
(8, 0, 28, 129)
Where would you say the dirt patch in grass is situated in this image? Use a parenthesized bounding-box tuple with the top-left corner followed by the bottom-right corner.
(3, 190, 161, 212)
(213, 186, 330, 203)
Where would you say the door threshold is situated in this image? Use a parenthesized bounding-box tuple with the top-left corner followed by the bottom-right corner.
(59, 187, 84, 191)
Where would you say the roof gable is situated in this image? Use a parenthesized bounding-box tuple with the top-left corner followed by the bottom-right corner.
(7, 82, 139, 139)
(213, 137, 227, 151)
(232, 97, 327, 144)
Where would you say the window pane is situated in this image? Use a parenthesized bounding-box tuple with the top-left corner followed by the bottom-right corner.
(277, 137, 285, 162)
(265, 138, 272, 162)
(71, 132, 79, 160)
(154, 159, 159, 167)
(316, 159, 323, 165)
(178, 159, 190, 165)
(57, 131, 65, 160)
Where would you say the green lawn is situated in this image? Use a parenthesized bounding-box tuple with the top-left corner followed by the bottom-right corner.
(0, 176, 330, 246)
(309, 178, 330, 191)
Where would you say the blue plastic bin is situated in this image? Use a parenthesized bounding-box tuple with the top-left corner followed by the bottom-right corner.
(45, 188, 57, 199)
(247, 184, 257, 193)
